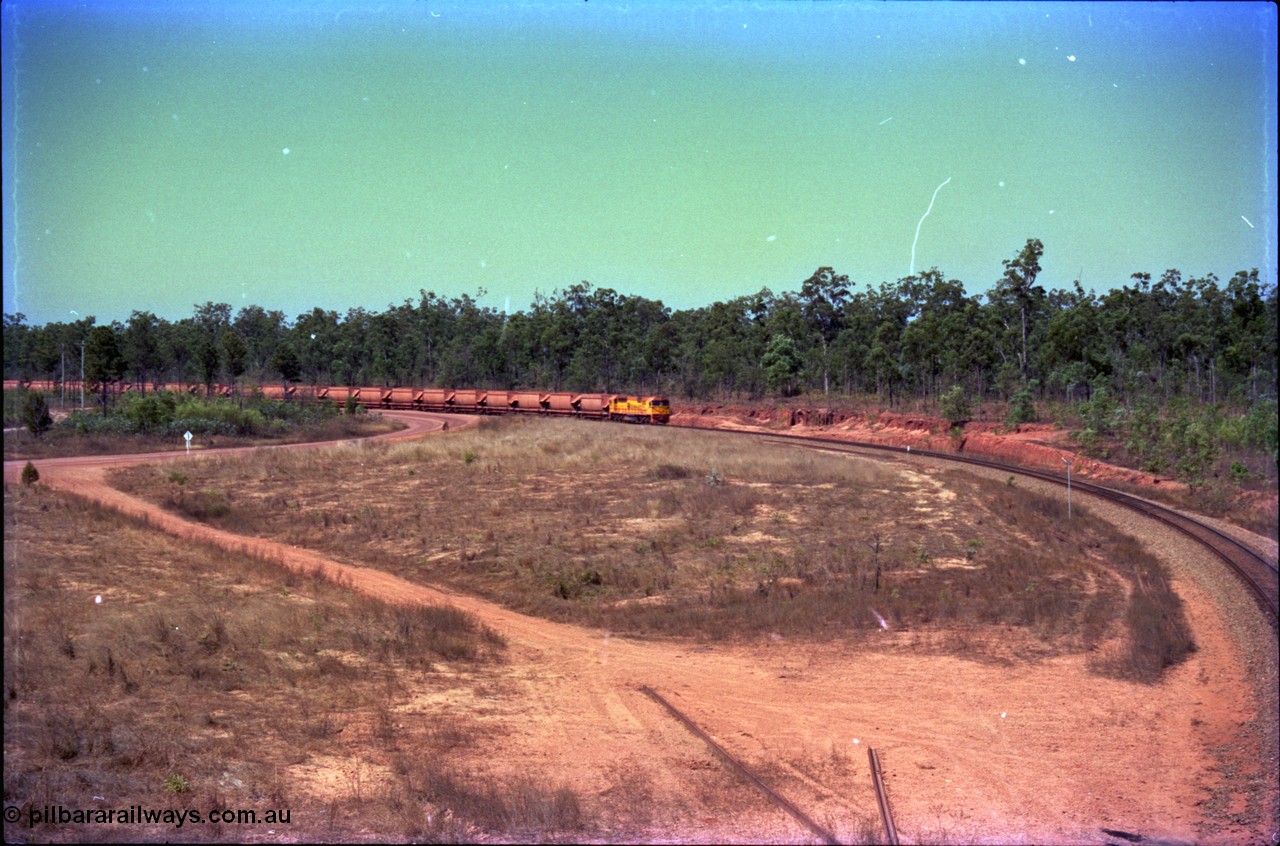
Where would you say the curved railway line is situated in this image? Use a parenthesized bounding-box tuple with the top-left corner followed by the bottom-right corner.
(6, 405, 1277, 841)
(675, 424, 1280, 625)
(10, 378, 1274, 619)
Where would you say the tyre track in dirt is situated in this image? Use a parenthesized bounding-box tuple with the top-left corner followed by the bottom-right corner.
(6, 412, 1274, 843)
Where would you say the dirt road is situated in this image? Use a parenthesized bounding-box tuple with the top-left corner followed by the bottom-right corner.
(6, 412, 1276, 844)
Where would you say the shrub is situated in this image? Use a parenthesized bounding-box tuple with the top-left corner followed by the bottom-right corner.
(60, 409, 136, 436)
(121, 391, 178, 434)
(1078, 383, 1120, 435)
(1005, 385, 1038, 427)
(21, 460, 39, 486)
(939, 385, 971, 425)
(22, 390, 53, 438)
(163, 774, 191, 794)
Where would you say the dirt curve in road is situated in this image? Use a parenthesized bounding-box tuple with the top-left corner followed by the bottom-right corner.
(5, 412, 1273, 844)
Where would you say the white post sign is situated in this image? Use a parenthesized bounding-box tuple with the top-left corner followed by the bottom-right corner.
(184, 430, 193, 455)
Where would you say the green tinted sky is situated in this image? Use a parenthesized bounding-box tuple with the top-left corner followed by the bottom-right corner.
(3, 0, 1276, 326)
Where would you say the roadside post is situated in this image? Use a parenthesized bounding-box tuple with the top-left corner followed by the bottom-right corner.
(1061, 455, 1072, 519)
(184, 430, 192, 456)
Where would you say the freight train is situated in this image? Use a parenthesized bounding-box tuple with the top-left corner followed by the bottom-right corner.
(3, 381, 671, 424)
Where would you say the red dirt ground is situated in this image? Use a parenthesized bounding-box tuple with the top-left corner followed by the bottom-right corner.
(5, 410, 1277, 844)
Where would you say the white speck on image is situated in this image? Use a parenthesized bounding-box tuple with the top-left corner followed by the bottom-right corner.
(282, 147, 290, 155)
(909, 177, 952, 276)
(1241, 215, 1255, 229)
(766, 235, 777, 242)
(1018, 58, 1026, 66)
(998, 180, 1006, 188)
(1068, 55, 1077, 62)
(879, 116, 893, 126)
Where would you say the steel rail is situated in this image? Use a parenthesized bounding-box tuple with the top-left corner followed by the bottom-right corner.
(867, 746, 899, 846)
(673, 423, 1279, 624)
(639, 685, 841, 846)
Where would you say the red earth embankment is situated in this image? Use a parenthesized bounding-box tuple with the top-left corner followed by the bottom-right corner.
(672, 403, 1277, 530)
(673, 403, 1162, 481)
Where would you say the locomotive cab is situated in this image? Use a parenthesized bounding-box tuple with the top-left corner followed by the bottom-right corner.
(648, 397, 670, 425)
(608, 395, 670, 424)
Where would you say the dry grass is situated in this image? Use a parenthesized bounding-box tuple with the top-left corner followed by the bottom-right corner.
(2, 482, 615, 843)
(110, 416, 1195, 680)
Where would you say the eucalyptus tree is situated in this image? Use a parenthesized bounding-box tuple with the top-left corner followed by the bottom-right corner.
(233, 305, 288, 376)
(221, 329, 248, 393)
(799, 266, 851, 395)
(293, 307, 340, 385)
(85, 324, 125, 411)
(121, 310, 162, 389)
(3, 313, 31, 379)
(1222, 268, 1272, 401)
(992, 237, 1046, 383)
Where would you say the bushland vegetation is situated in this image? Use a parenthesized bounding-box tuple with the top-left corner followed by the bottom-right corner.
(1, 483, 646, 842)
(6, 238, 1273, 494)
(2, 388, 398, 460)
(112, 417, 1194, 683)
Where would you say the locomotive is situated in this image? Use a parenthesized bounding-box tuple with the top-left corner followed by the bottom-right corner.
(3, 381, 671, 425)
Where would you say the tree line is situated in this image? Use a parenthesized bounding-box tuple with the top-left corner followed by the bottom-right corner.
(4, 239, 1276, 412)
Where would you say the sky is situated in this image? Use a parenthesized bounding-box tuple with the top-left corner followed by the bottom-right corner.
(3, 0, 1276, 327)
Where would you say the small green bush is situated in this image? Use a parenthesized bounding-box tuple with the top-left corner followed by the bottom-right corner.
(21, 461, 39, 486)
(22, 390, 53, 438)
(1005, 385, 1038, 427)
(939, 385, 971, 425)
(163, 774, 191, 794)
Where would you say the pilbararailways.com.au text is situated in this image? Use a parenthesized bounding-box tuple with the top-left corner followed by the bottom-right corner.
(4, 804, 292, 829)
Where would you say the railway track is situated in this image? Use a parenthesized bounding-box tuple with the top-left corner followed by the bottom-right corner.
(9, 410, 1273, 839)
(675, 424, 1280, 624)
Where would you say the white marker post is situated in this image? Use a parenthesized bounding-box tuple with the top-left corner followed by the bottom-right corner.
(1061, 455, 1072, 520)
(184, 430, 193, 455)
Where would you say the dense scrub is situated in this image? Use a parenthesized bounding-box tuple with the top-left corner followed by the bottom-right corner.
(3, 388, 396, 461)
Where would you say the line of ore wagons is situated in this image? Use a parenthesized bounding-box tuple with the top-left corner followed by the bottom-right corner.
(6, 380, 671, 424)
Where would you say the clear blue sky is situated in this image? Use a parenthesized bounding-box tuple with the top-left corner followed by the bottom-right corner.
(3, 0, 1276, 326)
